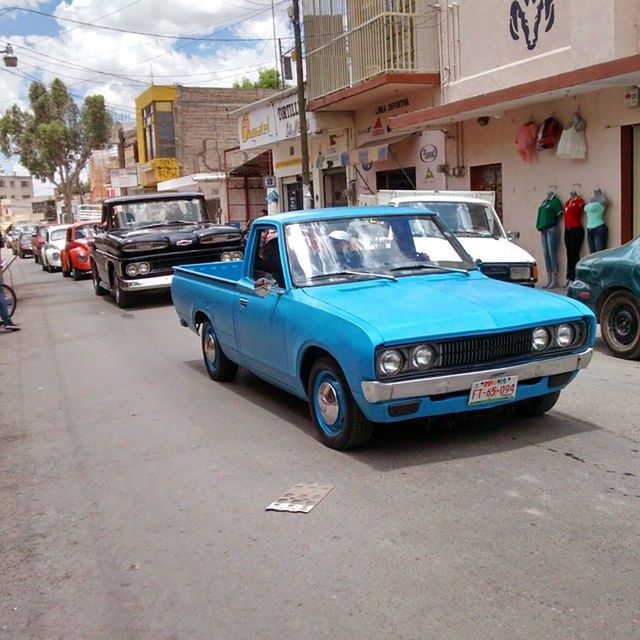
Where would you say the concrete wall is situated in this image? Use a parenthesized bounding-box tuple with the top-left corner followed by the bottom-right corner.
(445, 86, 640, 279)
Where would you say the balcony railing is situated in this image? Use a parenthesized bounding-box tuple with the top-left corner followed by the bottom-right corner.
(304, 0, 439, 102)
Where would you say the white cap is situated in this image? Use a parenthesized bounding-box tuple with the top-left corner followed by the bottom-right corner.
(328, 230, 350, 242)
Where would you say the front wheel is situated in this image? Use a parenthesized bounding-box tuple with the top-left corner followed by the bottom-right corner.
(514, 391, 561, 417)
(1, 284, 16, 319)
(91, 262, 107, 296)
(72, 265, 82, 281)
(114, 278, 132, 309)
(600, 291, 640, 359)
(201, 320, 238, 381)
(308, 357, 373, 450)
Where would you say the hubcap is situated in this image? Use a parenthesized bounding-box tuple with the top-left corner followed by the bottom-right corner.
(204, 332, 217, 364)
(611, 304, 638, 346)
(317, 380, 340, 426)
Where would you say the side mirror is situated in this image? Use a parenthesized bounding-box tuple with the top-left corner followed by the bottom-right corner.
(475, 258, 483, 270)
(506, 230, 520, 240)
(254, 277, 274, 297)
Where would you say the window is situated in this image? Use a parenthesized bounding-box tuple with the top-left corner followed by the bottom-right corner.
(20, 180, 29, 188)
(376, 167, 416, 190)
(252, 227, 284, 287)
(142, 101, 176, 161)
(0, 180, 4, 187)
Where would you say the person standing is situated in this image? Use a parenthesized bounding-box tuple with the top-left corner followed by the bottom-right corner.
(563, 190, 585, 286)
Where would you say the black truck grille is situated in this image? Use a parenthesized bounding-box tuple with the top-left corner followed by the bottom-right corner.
(439, 329, 532, 369)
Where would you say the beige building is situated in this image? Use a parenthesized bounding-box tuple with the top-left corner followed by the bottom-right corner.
(0, 173, 35, 229)
(302, 0, 640, 282)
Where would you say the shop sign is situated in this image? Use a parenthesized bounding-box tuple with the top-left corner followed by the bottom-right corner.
(275, 157, 301, 169)
(263, 175, 276, 188)
(277, 101, 299, 120)
(154, 158, 179, 181)
(110, 168, 138, 188)
(419, 144, 438, 163)
(374, 97, 410, 115)
(241, 113, 271, 144)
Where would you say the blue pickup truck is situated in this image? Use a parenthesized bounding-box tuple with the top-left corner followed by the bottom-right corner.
(171, 207, 595, 450)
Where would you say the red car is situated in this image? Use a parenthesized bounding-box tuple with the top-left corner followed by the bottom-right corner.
(31, 223, 49, 265)
(61, 221, 99, 280)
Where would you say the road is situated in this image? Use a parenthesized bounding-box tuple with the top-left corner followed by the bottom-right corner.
(1, 255, 639, 640)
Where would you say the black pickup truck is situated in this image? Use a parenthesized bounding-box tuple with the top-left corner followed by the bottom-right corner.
(90, 192, 244, 308)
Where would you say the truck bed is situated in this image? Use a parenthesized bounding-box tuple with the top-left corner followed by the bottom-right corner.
(173, 260, 244, 284)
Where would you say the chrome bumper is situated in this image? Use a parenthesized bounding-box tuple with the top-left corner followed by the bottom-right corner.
(361, 348, 593, 403)
(120, 274, 173, 292)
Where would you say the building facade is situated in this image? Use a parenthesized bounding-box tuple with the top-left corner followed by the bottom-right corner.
(303, 0, 640, 282)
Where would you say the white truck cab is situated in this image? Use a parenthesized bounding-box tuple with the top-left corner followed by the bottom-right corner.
(361, 190, 537, 286)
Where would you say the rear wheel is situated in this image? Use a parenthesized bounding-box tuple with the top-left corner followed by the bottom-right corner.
(1, 284, 16, 319)
(308, 357, 373, 450)
(600, 291, 640, 359)
(514, 391, 561, 417)
(201, 320, 238, 381)
(91, 262, 107, 296)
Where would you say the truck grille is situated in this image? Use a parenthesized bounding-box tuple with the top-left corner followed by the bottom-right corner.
(439, 329, 532, 369)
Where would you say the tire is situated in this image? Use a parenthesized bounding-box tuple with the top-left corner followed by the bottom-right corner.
(600, 290, 640, 359)
(18, 250, 24, 259)
(34, 251, 39, 264)
(201, 320, 238, 381)
(114, 278, 132, 309)
(308, 356, 373, 450)
(1, 284, 16, 318)
(91, 261, 107, 296)
(72, 265, 82, 281)
(41, 257, 48, 272)
(514, 391, 561, 417)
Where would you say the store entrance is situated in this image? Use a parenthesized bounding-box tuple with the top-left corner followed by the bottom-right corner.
(323, 168, 347, 207)
(285, 180, 303, 212)
(470, 163, 503, 219)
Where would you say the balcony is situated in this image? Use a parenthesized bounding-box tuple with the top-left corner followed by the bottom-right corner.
(304, 0, 440, 109)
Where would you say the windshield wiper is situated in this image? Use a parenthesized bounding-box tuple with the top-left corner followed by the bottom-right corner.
(305, 269, 397, 282)
(390, 263, 470, 276)
(133, 220, 199, 229)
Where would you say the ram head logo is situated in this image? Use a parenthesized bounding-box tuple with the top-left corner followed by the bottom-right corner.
(510, 0, 555, 50)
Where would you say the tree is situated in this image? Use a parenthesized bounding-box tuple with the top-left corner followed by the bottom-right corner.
(0, 78, 112, 220)
(233, 68, 281, 90)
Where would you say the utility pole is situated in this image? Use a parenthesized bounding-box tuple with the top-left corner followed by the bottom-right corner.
(290, 0, 312, 209)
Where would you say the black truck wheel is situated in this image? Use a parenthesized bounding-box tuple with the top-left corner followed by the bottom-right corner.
(114, 278, 132, 309)
(308, 357, 373, 450)
(91, 262, 107, 296)
(201, 320, 238, 381)
(600, 291, 640, 359)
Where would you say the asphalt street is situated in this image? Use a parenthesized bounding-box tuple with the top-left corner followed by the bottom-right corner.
(1, 255, 639, 640)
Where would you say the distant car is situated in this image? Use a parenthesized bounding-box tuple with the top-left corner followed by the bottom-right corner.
(32, 224, 49, 265)
(17, 232, 34, 258)
(568, 235, 640, 359)
(61, 221, 99, 280)
(9, 224, 36, 256)
(41, 224, 70, 272)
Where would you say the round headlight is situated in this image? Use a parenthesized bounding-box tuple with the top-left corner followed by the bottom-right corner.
(136, 262, 150, 275)
(232, 251, 244, 260)
(378, 349, 403, 376)
(532, 327, 550, 351)
(78, 253, 87, 262)
(556, 323, 575, 348)
(411, 345, 435, 369)
(125, 263, 139, 276)
(221, 252, 232, 262)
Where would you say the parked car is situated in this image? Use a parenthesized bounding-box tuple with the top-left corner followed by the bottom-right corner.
(40, 224, 70, 272)
(9, 223, 36, 256)
(32, 224, 49, 265)
(17, 232, 34, 258)
(567, 234, 640, 359)
(90, 192, 244, 308)
(387, 195, 538, 285)
(171, 206, 595, 450)
(61, 221, 99, 280)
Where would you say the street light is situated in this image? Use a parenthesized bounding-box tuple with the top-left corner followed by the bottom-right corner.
(2, 44, 17, 68)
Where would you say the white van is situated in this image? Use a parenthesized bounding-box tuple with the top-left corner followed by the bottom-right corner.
(383, 193, 538, 286)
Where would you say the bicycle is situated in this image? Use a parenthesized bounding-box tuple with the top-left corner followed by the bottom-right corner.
(1, 253, 17, 319)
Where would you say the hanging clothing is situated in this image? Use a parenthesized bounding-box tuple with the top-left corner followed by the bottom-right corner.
(536, 117, 562, 150)
(515, 121, 538, 162)
(563, 196, 585, 228)
(584, 201, 606, 229)
(557, 126, 587, 160)
(536, 194, 563, 231)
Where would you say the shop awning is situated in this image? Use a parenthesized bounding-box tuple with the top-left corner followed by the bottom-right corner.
(228, 150, 272, 177)
(340, 133, 414, 166)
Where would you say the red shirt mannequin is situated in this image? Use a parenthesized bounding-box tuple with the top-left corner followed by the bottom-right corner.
(563, 194, 585, 229)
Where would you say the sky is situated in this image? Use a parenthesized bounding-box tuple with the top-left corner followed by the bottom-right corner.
(0, 0, 293, 194)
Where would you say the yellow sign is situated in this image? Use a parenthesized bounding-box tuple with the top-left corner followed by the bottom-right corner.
(154, 158, 179, 181)
(241, 113, 271, 143)
(425, 167, 435, 181)
(275, 157, 301, 169)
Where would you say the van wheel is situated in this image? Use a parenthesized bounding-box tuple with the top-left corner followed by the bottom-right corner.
(201, 320, 238, 381)
(308, 357, 373, 450)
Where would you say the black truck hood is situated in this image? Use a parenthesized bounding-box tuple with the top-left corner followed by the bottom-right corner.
(106, 223, 242, 248)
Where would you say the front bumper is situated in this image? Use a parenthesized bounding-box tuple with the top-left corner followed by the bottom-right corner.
(120, 274, 173, 292)
(361, 348, 593, 403)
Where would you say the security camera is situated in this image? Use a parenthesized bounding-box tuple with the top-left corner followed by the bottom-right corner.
(477, 116, 490, 127)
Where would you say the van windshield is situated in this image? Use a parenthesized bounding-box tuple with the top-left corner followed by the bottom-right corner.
(397, 201, 503, 238)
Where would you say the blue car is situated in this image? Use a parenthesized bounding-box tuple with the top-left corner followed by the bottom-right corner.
(172, 207, 595, 450)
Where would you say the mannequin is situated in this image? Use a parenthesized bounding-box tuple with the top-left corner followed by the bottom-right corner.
(536, 188, 563, 288)
(584, 188, 609, 253)
(562, 189, 585, 286)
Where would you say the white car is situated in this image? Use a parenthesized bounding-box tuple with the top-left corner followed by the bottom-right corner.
(389, 195, 537, 286)
(41, 224, 70, 272)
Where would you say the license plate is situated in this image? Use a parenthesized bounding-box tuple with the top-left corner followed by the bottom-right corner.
(469, 375, 518, 405)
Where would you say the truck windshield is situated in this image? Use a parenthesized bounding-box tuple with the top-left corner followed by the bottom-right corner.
(284, 214, 476, 287)
(397, 201, 502, 238)
(112, 198, 207, 229)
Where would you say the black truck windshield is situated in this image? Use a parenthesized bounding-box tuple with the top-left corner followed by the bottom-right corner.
(111, 198, 207, 229)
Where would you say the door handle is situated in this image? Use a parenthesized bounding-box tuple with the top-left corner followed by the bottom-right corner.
(239, 297, 248, 309)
